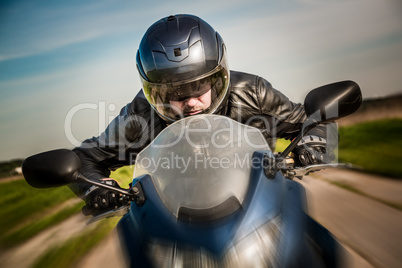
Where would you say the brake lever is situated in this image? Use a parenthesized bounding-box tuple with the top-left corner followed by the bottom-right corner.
(284, 163, 351, 180)
(86, 205, 130, 225)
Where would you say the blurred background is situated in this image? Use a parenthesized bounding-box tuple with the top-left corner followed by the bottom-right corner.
(1, 0, 401, 267)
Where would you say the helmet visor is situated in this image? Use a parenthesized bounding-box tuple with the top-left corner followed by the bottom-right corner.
(141, 56, 229, 122)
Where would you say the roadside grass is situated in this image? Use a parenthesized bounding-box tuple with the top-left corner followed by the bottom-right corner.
(0, 179, 77, 242)
(338, 118, 402, 178)
(32, 217, 120, 268)
(0, 166, 133, 250)
(0, 200, 84, 247)
(31, 166, 133, 268)
(275, 118, 402, 178)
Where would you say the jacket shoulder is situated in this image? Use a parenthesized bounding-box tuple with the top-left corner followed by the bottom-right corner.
(228, 70, 306, 123)
(125, 90, 153, 116)
(228, 70, 272, 114)
(229, 70, 261, 89)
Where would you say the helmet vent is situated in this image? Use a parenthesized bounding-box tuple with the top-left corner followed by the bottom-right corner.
(174, 48, 182, 57)
(167, 15, 176, 21)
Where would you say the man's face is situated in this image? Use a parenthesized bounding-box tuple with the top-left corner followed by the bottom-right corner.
(169, 89, 212, 117)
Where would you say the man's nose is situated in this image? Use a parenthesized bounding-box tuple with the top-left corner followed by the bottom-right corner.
(185, 98, 198, 107)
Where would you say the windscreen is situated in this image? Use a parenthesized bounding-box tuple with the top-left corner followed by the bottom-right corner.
(133, 115, 270, 218)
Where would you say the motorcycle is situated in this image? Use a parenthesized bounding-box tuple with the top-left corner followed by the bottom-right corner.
(22, 81, 362, 267)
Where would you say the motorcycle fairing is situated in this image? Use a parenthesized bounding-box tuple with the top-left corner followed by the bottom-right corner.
(117, 150, 321, 267)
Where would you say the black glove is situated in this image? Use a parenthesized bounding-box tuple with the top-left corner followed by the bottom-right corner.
(82, 179, 125, 216)
(292, 136, 335, 167)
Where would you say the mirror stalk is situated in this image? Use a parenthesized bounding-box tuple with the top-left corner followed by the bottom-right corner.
(279, 132, 303, 159)
(265, 120, 319, 178)
(279, 121, 319, 158)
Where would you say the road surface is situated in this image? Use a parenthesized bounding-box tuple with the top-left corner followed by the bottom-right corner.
(300, 169, 402, 268)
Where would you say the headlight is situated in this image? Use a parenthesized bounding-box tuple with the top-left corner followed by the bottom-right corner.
(145, 217, 282, 268)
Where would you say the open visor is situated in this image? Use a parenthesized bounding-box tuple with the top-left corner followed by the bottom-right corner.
(141, 57, 230, 122)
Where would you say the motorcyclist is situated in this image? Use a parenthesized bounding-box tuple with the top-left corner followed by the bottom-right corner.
(71, 14, 337, 216)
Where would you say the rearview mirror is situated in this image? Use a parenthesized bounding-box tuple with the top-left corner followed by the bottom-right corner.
(22, 149, 81, 188)
(279, 80, 362, 158)
(304, 80, 362, 124)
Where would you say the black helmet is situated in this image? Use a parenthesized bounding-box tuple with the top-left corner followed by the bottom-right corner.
(136, 14, 230, 122)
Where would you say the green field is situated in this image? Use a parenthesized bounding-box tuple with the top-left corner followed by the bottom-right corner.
(275, 118, 402, 178)
(338, 118, 402, 178)
(32, 217, 120, 268)
(0, 166, 133, 267)
(0, 179, 78, 247)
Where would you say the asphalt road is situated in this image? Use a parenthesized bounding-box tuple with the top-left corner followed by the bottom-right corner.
(300, 170, 402, 268)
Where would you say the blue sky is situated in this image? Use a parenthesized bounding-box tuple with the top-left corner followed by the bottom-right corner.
(1, 0, 402, 161)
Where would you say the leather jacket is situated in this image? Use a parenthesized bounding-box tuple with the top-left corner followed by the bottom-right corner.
(71, 71, 337, 196)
